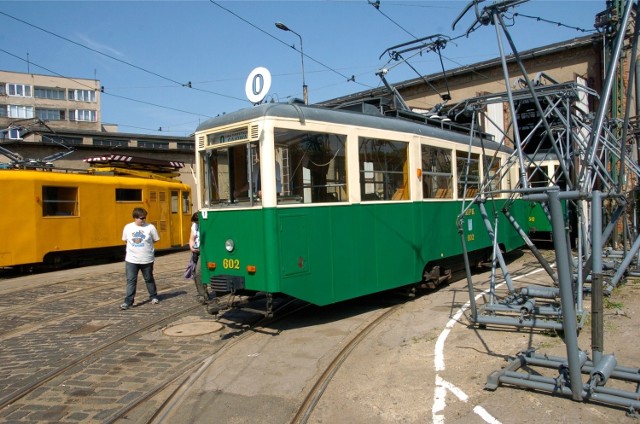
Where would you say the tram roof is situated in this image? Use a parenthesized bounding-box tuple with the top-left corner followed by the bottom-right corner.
(196, 102, 512, 153)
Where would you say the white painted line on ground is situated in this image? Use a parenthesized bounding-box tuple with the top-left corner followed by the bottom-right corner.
(431, 266, 546, 423)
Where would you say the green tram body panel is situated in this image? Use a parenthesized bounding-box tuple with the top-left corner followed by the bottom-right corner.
(528, 202, 552, 233)
(527, 200, 567, 240)
(200, 199, 527, 306)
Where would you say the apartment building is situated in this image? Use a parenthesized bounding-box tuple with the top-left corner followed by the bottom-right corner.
(0, 70, 101, 138)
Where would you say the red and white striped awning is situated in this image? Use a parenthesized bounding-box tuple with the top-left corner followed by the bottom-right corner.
(84, 154, 184, 169)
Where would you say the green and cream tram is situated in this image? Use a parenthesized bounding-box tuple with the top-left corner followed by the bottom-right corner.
(194, 100, 528, 311)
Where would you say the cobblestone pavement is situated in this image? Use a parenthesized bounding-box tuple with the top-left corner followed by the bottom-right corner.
(0, 251, 230, 423)
(1, 250, 638, 424)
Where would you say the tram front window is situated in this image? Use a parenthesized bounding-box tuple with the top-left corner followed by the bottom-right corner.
(202, 143, 260, 207)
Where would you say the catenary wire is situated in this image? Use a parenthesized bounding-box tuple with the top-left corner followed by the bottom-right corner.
(208, 0, 375, 90)
(0, 48, 213, 120)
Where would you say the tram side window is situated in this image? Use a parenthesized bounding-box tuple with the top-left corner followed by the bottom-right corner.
(116, 188, 142, 201)
(275, 128, 347, 204)
(456, 151, 480, 198)
(527, 162, 567, 189)
(182, 191, 191, 214)
(171, 191, 179, 213)
(484, 155, 502, 192)
(42, 186, 78, 216)
(359, 138, 409, 201)
(421, 145, 452, 199)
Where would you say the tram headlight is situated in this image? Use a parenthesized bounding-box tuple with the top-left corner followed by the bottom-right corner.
(225, 239, 235, 252)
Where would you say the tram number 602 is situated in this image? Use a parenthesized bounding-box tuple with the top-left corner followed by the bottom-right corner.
(223, 258, 240, 269)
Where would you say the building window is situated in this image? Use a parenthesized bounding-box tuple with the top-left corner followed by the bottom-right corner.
(68, 89, 96, 102)
(34, 87, 66, 100)
(36, 108, 65, 121)
(93, 138, 128, 148)
(7, 84, 32, 97)
(42, 186, 78, 216)
(177, 142, 195, 151)
(44, 135, 83, 145)
(8, 105, 34, 119)
(116, 188, 142, 202)
(138, 141, 169, 149)
(0, 84, 5, 95)
(6, 128, 22, 140)
(71, 109, 96, 122)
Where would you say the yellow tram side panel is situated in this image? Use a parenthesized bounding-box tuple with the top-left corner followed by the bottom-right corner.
(0, 170, 191, 267)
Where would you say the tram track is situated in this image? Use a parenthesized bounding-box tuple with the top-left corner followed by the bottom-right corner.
(0, 299, 205, 412)
(0, 274, 194, 340)
(111, 296, 405, 424)
(105, 297, 309, 423)
(290, 303, 402, 424)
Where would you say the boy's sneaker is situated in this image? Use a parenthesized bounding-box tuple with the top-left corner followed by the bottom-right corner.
(120, 303, 129, 310)
(151, 298, 159, 304)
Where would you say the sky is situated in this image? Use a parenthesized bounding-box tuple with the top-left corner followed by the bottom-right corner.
(0, 0, 608, 136)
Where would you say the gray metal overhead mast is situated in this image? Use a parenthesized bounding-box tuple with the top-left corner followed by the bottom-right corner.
(450, 0, 640, 415)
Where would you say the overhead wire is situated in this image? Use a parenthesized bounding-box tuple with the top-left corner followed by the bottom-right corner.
(208, 0, 375, 90)
(1, 2, 598, 127)
(513, 12, 597, 34)
(0, 10, 185, 87)
(367, 0, 418, 39)
(0, 10, 248, 104)
(370, 1, 600, 104)
(0, 48, 213, 120)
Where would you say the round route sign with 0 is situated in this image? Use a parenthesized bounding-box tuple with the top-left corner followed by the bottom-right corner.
(245, 67, 272, 103)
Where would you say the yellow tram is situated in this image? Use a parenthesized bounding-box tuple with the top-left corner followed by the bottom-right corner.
(0, 155, 193, 269)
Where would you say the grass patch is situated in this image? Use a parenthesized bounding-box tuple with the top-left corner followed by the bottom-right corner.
(604, 297, 623, 310)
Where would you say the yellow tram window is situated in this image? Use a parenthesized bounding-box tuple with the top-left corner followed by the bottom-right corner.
(181, 191, 190, 214)
(42, 186, 78, 216)
(116, 188, 142, 201)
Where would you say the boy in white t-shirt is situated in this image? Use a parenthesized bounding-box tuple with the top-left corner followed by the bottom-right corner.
(120, 207, 160, 310)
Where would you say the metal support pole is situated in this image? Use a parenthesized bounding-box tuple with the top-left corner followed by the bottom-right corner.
(459, 217, 478, 321)
(591, 191, 604, 364)
(479, 202, 514, 292)
(491, 12, 527, 188)
(607, 233, 640, 290)
(548, 188, 583, 400)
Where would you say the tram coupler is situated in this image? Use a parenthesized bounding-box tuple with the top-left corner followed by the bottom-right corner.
(206, 298, 223, 316)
